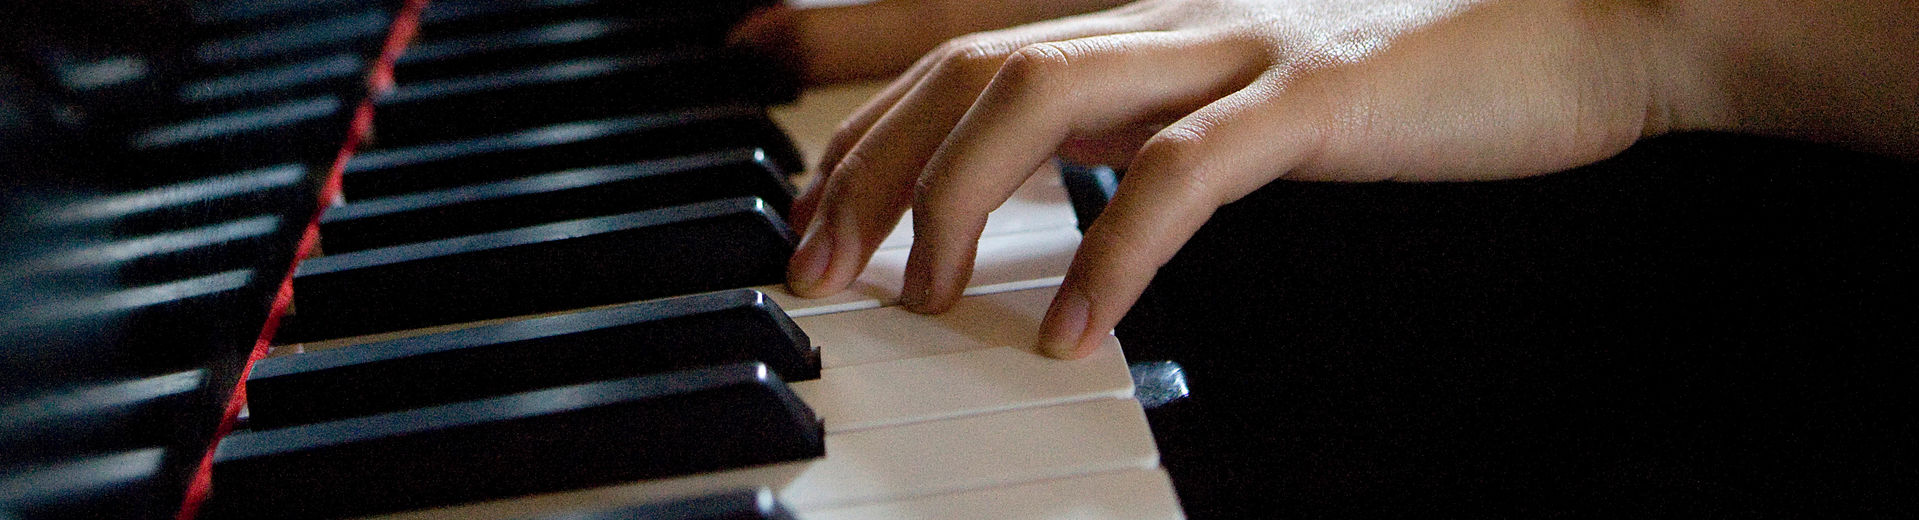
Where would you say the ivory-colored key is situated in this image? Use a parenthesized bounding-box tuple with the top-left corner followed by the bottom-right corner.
(763, 226, 1077, 317)
(798, 287, 1056, 368)
(794, 338, 1134, 433)
(799, 468, 1185, 520)
(875, 171, 1077, 251)
(369, 398, 1160, 519)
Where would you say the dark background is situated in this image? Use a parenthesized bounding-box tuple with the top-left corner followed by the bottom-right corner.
(1115, 132, 1918, 518)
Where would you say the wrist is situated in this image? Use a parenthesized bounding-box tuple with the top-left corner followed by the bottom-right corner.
(1580, 0, 1734, 139)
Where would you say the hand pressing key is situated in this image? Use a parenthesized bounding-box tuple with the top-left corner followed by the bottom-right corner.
(771, 0, 1919, 359)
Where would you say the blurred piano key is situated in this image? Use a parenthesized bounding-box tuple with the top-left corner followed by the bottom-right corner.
(800, 468, 1182, 520)
(516, 488, 795, 520)
(286, 197, 794, 342)
(320, 148, 792, 252)
(249, 289, 816, 429)
(373, 50, 796, 144)
(204, 363, 824, 520)
(345, 108, 803, 197)
(0, 448, 175, 519)
(369, 397, 1158, 519)
(413, 0, 775, 44)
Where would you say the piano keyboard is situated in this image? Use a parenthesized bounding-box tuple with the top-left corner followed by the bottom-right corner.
(2, 1, 1185, 518)
(267, 141, 1183, 519)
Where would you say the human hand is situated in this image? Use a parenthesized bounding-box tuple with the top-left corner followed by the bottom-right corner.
(785, 0, 1690, 358)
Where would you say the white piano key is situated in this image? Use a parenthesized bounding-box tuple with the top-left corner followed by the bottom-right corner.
(875, 169, 1077, 251)
(369, 398, 1160, 519)
(794, 339, 1134, 433)
(798, 468, 1185, 520)
(799, 287, 1056, 369)
(785, 398, 1158, 509)
(763, 225, 1078, 318)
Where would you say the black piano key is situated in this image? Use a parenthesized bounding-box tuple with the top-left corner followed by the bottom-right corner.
(344, 107, 803, 197)
(0, 448, 178, 520)
(0, 371, 207, 467)
(36, 163, 315, 238)
(203, 362, 825, 520)
(127, 96, 352, 178)
(10, 214, 287, 289)
(416, 0, 775, 43)
(287, 197, 794, 342)
(192, 7, 392, 68)
(176, 52, 370, 111)
(189, 0, 398, 30)
(521, 488, 797, 520)
(395, 17, 710, 81)
(1060, 162, 1121, 234)
(249, 288, 816, 429)
(374, 50, 796, 145)
(321, 147, 792, 253)
(3, 269, 268, 392)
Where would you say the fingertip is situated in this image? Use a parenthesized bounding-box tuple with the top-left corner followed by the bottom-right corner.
(784, 230, 833, 298)
(1036, 287, 1092, 359)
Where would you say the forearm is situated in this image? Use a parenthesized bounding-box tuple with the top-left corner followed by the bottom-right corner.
(1652, 0, 1919, 159)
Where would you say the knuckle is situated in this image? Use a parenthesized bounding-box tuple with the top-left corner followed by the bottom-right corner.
(910, 174, 987, 230)
(993, 41, 1098, 97)
(828, 143, 878, 179)
(1003, 42, 1074, 80)
(909, 173, 956, 216)
(933, 37, 1014, 76)
(1134, 128, 1225, 204)
(1135, 125, 1209, 172)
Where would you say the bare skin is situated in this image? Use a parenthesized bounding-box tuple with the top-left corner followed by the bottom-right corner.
(746, 0, 1919, 359)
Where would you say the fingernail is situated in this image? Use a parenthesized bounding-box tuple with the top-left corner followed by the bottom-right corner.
(787, 231, 831, 295)
(1037, 288, 1091, 359)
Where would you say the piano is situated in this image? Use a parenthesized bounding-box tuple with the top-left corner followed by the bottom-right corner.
(14, 1, 1918, 518)
(0, 1, 1187, 518)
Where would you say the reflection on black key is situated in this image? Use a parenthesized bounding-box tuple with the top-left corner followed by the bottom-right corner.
(194, 8, 391, 67)
(128, 96, 350, 177)
(8, 215, 284, 288)
(0, 448, 174, 520)
(395, 18, 690, 80)
(417, 0, 774, 43)
(34, 163, 309, 236)
(374, 50, 795, 144)
(179, 52, 367, 109)
(250, 289, 815, 429)
(204, 362, 824, 520)
(288, 197, 793, 342)
(190, 0, 385, 28)
(344, 107, 803, 197)
(3, 270, 262, 391)
(0, 371, 206, 467)
(522, 488, 797, 520)
(322, 148, 791, 252)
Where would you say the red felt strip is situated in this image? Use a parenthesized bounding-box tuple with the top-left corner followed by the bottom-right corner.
(172, 2, 426, 517)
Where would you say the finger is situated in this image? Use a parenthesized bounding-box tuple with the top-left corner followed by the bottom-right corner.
(901, 31, 1267, 313)
(789, 53, 936, 230)
(1039, 76, 1331, 358)
(798, 9, 1160, 231)
(789, 14, 1152, 298)
(813, 9, 1153, 180)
